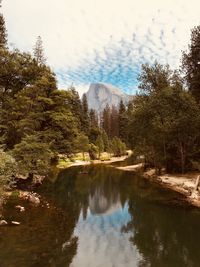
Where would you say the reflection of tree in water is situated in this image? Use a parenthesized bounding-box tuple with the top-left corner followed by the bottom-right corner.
(0, 167, 84, 267)
(122, 194, 200, 267)
(75, 165, 124, 215)
(2, 164, 199, 266)
(89, 177, 121, 215)
(1, 200, 79, 267)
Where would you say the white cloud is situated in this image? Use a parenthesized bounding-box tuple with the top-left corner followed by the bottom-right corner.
(2, 0, 200, 92)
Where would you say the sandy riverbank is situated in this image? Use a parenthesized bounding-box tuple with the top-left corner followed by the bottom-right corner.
(117, 163, 200, 208)
(116, 163, 143, 172)
(144, 170, 200, 208)
(58, 154, 130, 169)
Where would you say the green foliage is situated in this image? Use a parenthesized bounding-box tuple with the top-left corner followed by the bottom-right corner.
(102, 130, 109, 152)
(138, 61, 172, 94)
(111, 137, 126, 157)
(67, 86, 82, 126)
(12, 135, 52, 178)
(110, 106, 119, 138)
(75, 133, 89, 160)
(41, 90, 79, 155)
(0, 149, 16, 204)
(88, 143, 98, 160)
(101, 104, 111, 137)
(0, 9, 7, 48)
(182, 25, 200, 102)
(128, 62, 200, 173)
(81, 93, 89, 133)
(89, 109, 98, 127)
(118, 100, 128, 143)
(88, 108, 100, 143)
(33, 36, 46, 65)
(96, 135, 104, 158)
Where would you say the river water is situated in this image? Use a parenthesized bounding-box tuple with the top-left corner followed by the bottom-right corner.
(0, 160, 200, 267)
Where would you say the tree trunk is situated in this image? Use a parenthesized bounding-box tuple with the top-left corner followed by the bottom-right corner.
(179, 142, 185, 174)
(163, 138, 167, 170)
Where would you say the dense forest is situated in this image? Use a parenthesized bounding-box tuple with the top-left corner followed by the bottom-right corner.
(0, 0, 200, 201)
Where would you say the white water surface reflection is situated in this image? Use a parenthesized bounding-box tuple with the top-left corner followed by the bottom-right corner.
(70, 203, 141, 267)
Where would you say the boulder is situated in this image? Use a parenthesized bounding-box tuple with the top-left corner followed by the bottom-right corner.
(11, 221, 20, 225)
(15, 205, 25, 212)
(0, 220, 8, 226)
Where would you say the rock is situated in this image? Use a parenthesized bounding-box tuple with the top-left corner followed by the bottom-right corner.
(28, 194, 40, 205)
(15, 205, 25, 212)
(191, 191, 200, 200)
(0, 220, 8, 226)
(11, 221, 20, 225)
(20, 192, 40, 205)
(86, 83, 132, 113)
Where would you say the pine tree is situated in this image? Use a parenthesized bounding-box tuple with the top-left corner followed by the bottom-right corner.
(0, 1, 7, 49)
(110, 105, 119, 138)
(33, 36, 46, 64)
(96, 135, 104, 159)
(182, 25, 200, 102)
(101, 104, 111, 137)
(81, 93, 89, 133)
(118, 100, 127, 143)
(89, 109, 98, 128)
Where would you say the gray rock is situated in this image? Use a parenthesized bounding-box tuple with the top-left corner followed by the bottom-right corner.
(0, 220, 8, 226)
(11, 221, 20, 225)
(86, 83, 133, 113)
(28, 194, 40, 205)
(15, 205, 25, 212)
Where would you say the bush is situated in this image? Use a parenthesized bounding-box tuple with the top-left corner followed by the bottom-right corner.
(111, 137, 126, 157)
(88, 143, 98, 160)
(0, 150, 17, 205)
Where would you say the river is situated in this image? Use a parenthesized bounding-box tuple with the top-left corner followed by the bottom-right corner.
(0, 159, 200, 267)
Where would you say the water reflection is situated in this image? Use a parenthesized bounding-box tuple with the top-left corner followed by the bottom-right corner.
(0, 164, 200, 267)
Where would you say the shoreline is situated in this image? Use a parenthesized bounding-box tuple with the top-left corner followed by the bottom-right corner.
(117, 163, 200, 208)
(57, 153, 132, 169)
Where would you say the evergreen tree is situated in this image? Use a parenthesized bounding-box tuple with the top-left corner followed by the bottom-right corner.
(129, 63, 200, 173)
(96, 135, 104, 159)
(138, 61, 172, 94)
(110, 105, 119, 138)
(101, 104, 111, 137)
(182, 25, 200, 102)
(33, 36, 46, 64)
(89, 108, 100, 143)
(81, 93, 89, 133)
(89, 109, 98, 128)
(0, 149, 16, 205)
(12, 135, 52, 179)
(111, 137, 126, 157)
(67, 85, 82, 127)
(0, 2, 7, 49)
(102, 130, 109, 152)
(118, 100, 127, 143)
(75, 133, 89, 160)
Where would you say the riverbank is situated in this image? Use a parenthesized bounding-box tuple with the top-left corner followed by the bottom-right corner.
(116, 163, 200, 208)
(57, 151, 132, 169)
(144, 170, 200, 208)
(0, 152, 131, 213)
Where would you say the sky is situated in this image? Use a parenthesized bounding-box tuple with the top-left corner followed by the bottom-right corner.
(2, 0, 200, 95)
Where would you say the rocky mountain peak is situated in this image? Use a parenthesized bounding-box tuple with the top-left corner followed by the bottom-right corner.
(86, 83, 131, 112)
